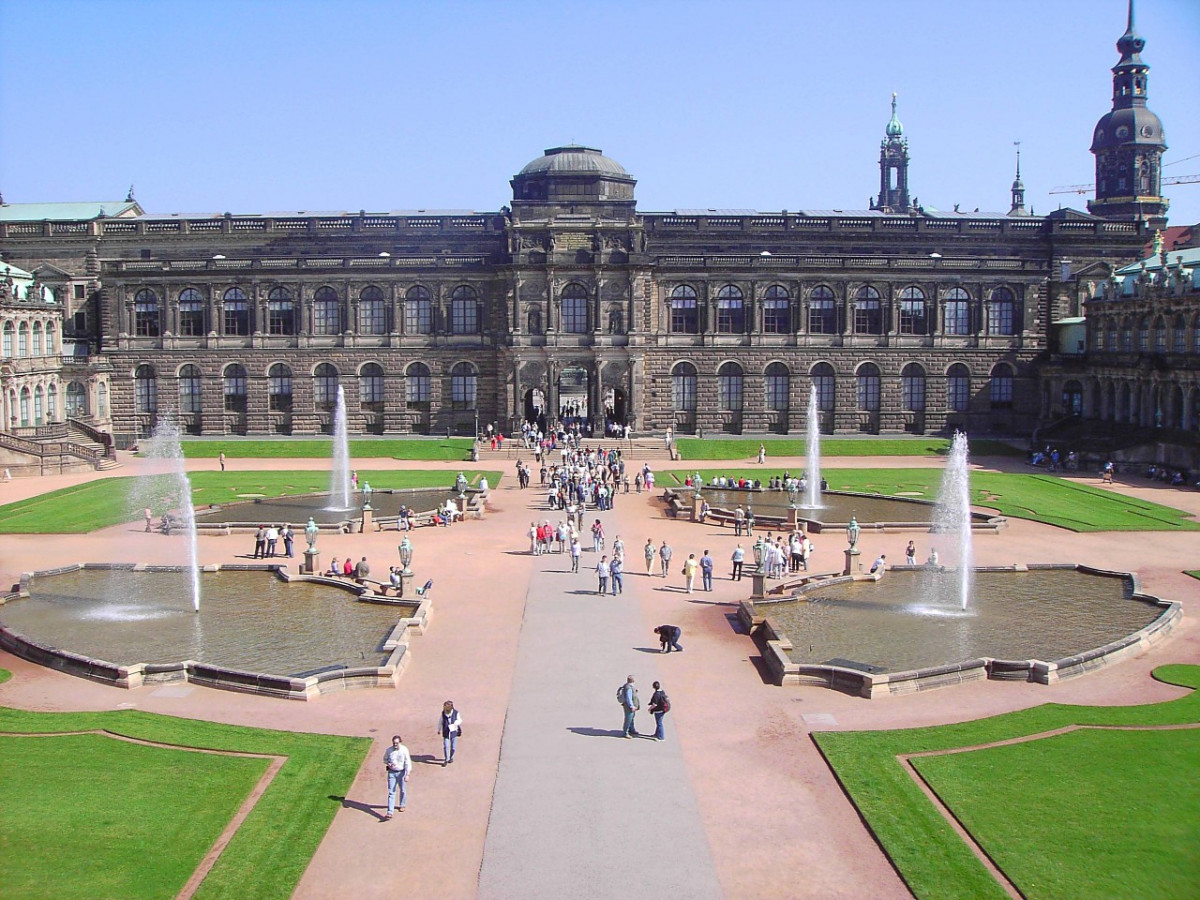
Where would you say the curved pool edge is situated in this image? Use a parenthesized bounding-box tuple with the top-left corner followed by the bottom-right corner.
(737, 563, 1183, 698)
(0, 563, 432, 701)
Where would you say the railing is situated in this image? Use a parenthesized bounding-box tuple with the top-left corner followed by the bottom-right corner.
(0, 431, 105, 466)
(68, 417, 115, 455)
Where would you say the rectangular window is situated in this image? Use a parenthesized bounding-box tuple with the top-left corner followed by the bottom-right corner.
(179, 379, 202, 414)
(451, 374, 476, 408)
(451, 299, 478, 334)
(224, 301, 249, 336)
(989, 375, 1013, 408)
(269, 302, 295, 336)
(269, 375, 292, 412)
(716, 300, 745, 333)
(670, 300, 698, 334)
(405, 301, 431, 334)
(855, 301, 883, 335)
(313, 301, 341, 335)
(948, 375, 969, 412)
(857, 375, 880, 411)
(359, 301, 387, 335)
(765, 375, 789, 410)
(672, 374, 696, 411)
(763, 300, 789, 334)
(809, 300, 837, 335)
(814, 375, 835, 411)
(718, 376, 743, 411)
(360, 376, 384, 404)
(899, 301, 928, 335)
(902, 376, 926, 411)
(179, 303, 205, 336)
(406, 374, 430, 410)
(987, 302, 1015, 335)
(224, 380, 246, 413)
(945, 302, 970, 335)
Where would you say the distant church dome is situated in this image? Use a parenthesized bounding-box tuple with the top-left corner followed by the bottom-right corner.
(517, 145, 630, 177)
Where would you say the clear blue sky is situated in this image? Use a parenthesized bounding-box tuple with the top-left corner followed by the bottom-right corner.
(2, 0, 1197, 224)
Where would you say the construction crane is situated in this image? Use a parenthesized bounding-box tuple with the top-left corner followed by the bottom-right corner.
(1049, 173, 1199, 194)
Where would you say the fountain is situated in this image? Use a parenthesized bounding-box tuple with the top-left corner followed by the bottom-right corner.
(803, 384, 823, 509)
(131, 415, 201, 612)
(926, 431, 975, 611)
(327, 384, 352, 510)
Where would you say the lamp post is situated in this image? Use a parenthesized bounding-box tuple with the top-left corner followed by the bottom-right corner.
(396, 536, 414, 597)
(843, 514, 862, 575)
(303, 517, 320, 575)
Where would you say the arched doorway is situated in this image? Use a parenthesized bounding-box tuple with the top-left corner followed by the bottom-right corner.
(604, 386, 627, 435)
(558, 365, 591, 432)
(523, 387, 547, 430)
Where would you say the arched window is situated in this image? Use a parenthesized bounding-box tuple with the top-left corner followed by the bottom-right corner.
(989, 363, 1014, 409)
(811, 362, 836, 411)
(718, 361, 744, 410)
(987, 287, 1017, 335)
(947, 363, 970, 412)
(406, 362, 431, 409)
(223, 287, 249, 336)
(561, 283, 589, 334)
(1153, 316, 1167, 353)
(898, 287, 928, 335)
(46, 383, 57, 423)
(2, 322, 13, 357)
(179, 287, 206, 336)
(716, 285, 745, 333)
(450, 362, 477, 408)
(944, 287, 971, 336)
(359, 285, 387, 335)
(269, 363, 293, 412)
(527, 307, 543, 334)
(224, 364, 247, 413)
(450, 286, 479, 335)
(765, 362, 789, 411)
(671, 361, 697, 411)
(66, 381, 88, 417)
(19, 387, 30, 426)
(856, 362, 881, 411)
(901, 363, 926, 411)
(134, 289, 160, 337)
(607, 308, 623, 334)
(135, 364, 157, 414)
(178, 364, 202, 413)
(17, 322, 28, 356)
(1173, 315, 1186, 352)
(360, 362, 384, 405)
(314, 363, 340, 409)
(33, 385, 44, 425)
(405, 286, 432, 334)
(854, 286, 883, 335)
(669, 285, 699, 334)
(763, 285, 790, 334)
(313, 286, 342, 335)
(32, 322, 43, 356)
(1062, 380, 1083, 416)
(808, 285, 838, 334)
(268, 287, 296, 336)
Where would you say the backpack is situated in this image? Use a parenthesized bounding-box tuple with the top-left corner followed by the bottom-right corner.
(660, 693, 671, 713)
(617, 683, 628, 705)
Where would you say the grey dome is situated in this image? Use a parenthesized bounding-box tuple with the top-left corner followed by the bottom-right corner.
(1091, 106, 1166, 151)
(517, 146, 630, 178)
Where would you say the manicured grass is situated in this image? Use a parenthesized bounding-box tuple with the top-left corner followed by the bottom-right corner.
(177, 438, 474, 461)
(673, 438, 1022, 460)
(912, 728, 1200, 899)
(0, 470, 502, 534)
(0, 705, 370, 900)
(813, 664, 1200, 900)
(663, 467, 1199, 532)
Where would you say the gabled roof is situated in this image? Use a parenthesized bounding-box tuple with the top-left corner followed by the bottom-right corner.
(0, 200, 143, 221)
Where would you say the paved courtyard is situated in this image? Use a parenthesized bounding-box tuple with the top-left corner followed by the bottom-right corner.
(1, 450, 1197, 899)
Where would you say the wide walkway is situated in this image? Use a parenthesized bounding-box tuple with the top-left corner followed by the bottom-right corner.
(1, 447, 1197, 898)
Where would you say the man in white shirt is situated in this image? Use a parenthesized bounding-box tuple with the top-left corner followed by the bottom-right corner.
(383, 735, 411, 819)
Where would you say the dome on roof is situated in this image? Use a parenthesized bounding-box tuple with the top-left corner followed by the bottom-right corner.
(517, 146, 630, 178)
(1091, 106, 1165, 151)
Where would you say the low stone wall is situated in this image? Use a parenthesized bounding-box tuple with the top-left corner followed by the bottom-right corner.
(741, 564, 1180, 698)
(1, 562, 432, 700)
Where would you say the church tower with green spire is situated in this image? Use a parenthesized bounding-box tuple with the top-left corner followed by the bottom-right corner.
(1088, 0, 1169, 225)
(872, 93, 911, 213)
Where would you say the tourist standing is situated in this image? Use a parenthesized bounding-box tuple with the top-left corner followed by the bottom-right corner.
(659, 540, 673, 577)
(700, 549, 714, 591)
(734, 506, 745, 536)
(644, 538, 656, 575)
(219, 451, 226, 471)
(905, 541, 916, 566)
(610, 556, 624, 595)
(596, 555, 610, 595)
(253, 525, 266, 558)
(648, 681, 670, 741)
(282, 524, 294, 558)
(570, 535, 581, 572)
(265, 525, 279, 557)
(383, 735, 411, 819)
(682, 553, 698, 593)
(757, 443, 766, 464)
(144, 508, 154, 533)
(618, 676, 640, 738)
(591, 519, 605, 553)
(731, 544, 745, 581)
(437, 700, 463, 767)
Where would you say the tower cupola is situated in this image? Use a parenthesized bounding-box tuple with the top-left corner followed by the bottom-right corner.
(871, 93, 912, 214)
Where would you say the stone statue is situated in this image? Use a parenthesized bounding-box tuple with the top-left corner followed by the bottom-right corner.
(846, 515, 860, 550)
(454, 472, 469, 494)
(305, 517, 319, 550)
(362, 482, 373, 506)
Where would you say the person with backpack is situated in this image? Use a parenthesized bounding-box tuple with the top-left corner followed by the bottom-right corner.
(648, 681, 671, 741)
(617, 675, 640, 738)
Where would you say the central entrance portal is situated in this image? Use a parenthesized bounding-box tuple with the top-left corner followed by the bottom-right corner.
(558, 365, 590, 432)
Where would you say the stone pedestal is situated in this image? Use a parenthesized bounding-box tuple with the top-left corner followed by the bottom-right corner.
(691, 495, 704, 521)
(843, 548, 862, 577)
(457, 495, 468, 514)
(361, 506, 374, 533)
(398, 572, 414, 598)
(750, 569, 767, 599)
(302, 549, 320, 575)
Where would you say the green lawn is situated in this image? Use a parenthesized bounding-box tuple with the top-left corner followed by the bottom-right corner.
(0, 701, 369, 900)
(814, 664, 1200, 900)
(177, 438, 474, 461)
(664, 467, 1199, 532)
(0, 470, 502, 533)
(673, 437, 1022, 460)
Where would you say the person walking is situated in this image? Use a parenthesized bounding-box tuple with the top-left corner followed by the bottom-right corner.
(644, 538, 656, 575)
(437, 700, 463, 767)
(591, 519, 605, 553)
(383, 734, 411, 819)
(700, 549, 714, 591)
(595, 555, 610, 595)
(218, 451, 226, 472)
(570, 535, 582, 572)
(618, 675, 640, 738)
(731, 544, 745, 580)
(682, 553, 698, 593)
(905, 540, 916, 566)
(757, 443, 766, 464)
(609, 555, 624, 595)
(653, 624, 683, 653)
(658, 540, 673, 577)
(648, 681, 670, 741)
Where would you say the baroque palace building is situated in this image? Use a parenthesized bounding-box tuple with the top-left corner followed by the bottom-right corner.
(0, 4, 1190, 454)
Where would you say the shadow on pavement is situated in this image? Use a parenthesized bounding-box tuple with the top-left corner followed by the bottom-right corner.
(567, 726, 631, 739)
